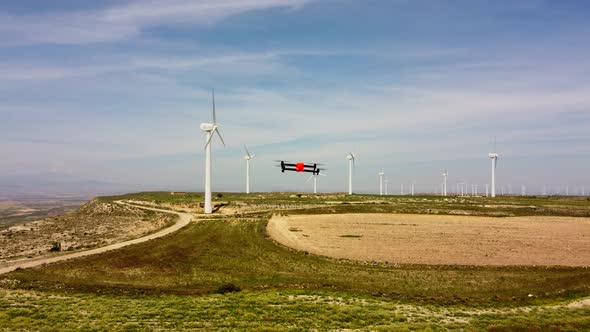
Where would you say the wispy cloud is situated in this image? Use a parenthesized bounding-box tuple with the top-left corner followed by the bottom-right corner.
(1, 0, 589, 193)
(0, 0, 310, 45)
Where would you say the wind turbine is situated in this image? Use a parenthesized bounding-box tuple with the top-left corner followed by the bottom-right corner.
(346, 152, 355, 195)
(200, 89, 225, 214)
(306, 173, 325, 194)
(488, 142, 499, 197)
(442, 170, 448, 196)
(243, 145, 254, 194)
(378, 169, 385, 195)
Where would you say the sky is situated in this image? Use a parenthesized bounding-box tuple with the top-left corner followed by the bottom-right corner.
(1, 0, 589, 195)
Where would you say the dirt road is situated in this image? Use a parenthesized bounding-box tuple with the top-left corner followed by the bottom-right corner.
(0, 201, 193, 275)
(268, 213, 590, 266)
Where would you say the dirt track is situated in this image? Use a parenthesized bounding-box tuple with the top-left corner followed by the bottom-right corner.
(268, 213, 590, 266)
(0, 201, 193, 275)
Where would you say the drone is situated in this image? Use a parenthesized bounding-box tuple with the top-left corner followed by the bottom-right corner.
(275, 160, 325, 175)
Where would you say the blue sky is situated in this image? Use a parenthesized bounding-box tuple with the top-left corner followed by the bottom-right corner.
(1, 0, 589, 195)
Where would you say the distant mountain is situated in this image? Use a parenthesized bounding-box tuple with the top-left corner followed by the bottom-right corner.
(0, 173, 144, 198)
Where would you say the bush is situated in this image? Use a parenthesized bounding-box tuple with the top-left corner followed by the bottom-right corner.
(214, 283, 241, 294)
(49, 242, 61, 252)
(216, 193, 223, 199)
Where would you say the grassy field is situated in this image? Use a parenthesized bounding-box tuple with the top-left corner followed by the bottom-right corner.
(1, 192, 590, 330)
(99, 191, 590, 217)
(1, 288, 589, 331)
(7, 214, 590, 304)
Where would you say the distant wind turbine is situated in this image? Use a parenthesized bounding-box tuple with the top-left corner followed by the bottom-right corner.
(442, 170, 448, 196)
(378, 169, 384, 195)
(306, 173, 325, 194)
(346, 152, 355, 195)
(200, 89, 225, 214)
(488, 142, 499, 197)
(243, 145, 255, 194)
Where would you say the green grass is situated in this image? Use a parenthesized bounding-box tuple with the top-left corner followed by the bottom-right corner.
(7, 215, 590, 306)
(0, 288, 589, 331)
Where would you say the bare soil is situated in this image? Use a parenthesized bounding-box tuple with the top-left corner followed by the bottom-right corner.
(0, 200, 175, 263)
(268, 213, 590, 266)
(0, 201, 192, 275)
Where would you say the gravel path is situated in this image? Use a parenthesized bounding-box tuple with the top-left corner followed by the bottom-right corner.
(0, 201, 192, 275)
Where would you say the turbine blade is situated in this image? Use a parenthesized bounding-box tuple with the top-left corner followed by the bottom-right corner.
(244, 145, 251, 157)
(204, 131, 214, 149)
(214, 127, 225, 147)
(493, 136, 496, 153)
(305, 174, 313, 183)
(212, 88, 216, 125)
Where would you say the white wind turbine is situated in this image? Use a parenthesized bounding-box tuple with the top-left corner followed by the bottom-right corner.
(306, 173, 326, 194)
(346, 152, 355, 195)
(442, 170, 448, 196)
(378, 169, 385, 195)
(243, 145, 255, 194)
(200, 89, 225, 214)
(488, 140, 499, 198)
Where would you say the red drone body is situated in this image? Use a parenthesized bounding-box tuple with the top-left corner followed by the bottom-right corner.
(275, 160, 324, 175)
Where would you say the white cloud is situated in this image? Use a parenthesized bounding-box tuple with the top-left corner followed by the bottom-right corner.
(0, 0, 310, 45)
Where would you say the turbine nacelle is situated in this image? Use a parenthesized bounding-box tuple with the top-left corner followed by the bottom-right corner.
(243, 145, 254, 160)
(200, 123, 214, 131)
(488, 153, 498, 158)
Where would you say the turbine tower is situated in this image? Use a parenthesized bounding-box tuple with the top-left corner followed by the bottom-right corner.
(384, 178, 389, 195)
(346, 152, 355, 195)
(378, 169, 384, 195)
(488, 152, 498, 197)
(442, 170, 448, 196)
(200, 89, 225, 214)
(306, 173, 325, 194)
(243, 145, 255, 194)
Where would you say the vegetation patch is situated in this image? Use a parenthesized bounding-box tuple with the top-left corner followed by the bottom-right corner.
(0, 288, 589, 331)
(214, 283, 241, 294)
(339, 234, 363, 238)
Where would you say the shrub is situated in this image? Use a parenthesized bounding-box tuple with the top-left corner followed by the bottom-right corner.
(49, 242, 61, 252)
(216, 193, 223, 199)
(214, 283, 241, 294)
